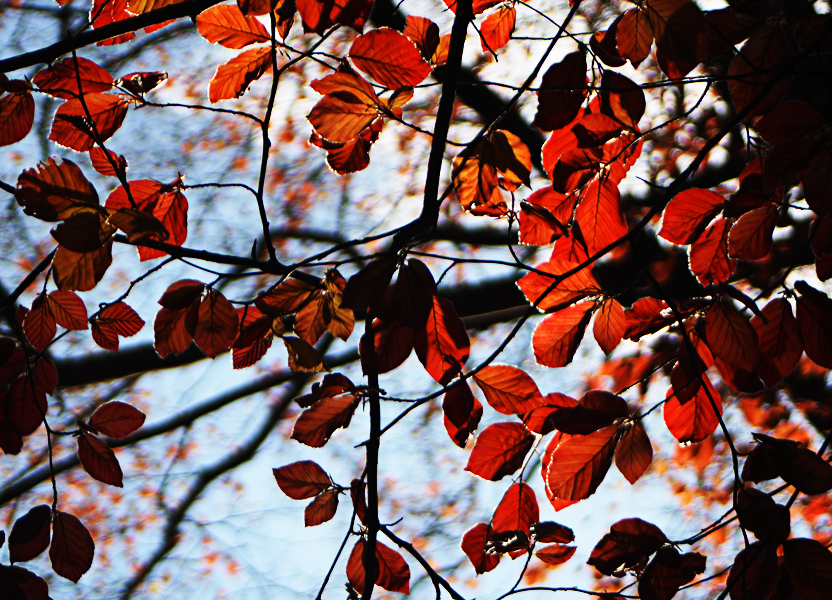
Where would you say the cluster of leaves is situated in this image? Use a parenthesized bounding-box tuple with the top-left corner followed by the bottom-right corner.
(2, 0, 832, 598)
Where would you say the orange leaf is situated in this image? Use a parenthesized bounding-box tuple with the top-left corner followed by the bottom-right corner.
(461, 523, 500, 574)
(304, 489, 339, 526)
(659, 188, 724, 245)
(532, 301, 593, 368)
(0, 90, 34, 147)
(403, 15, 440, 62)
(208, 46, 272, 103)
(88, 401, 146, 438)
(623, 297, 672, 341)
(535, 544, 576, 566)
(196, 4, 270, 48)
(296, 0, 372, 35)
(349, 29, 431, 89)
(473, 364, 544, 416)
(517, 258, 600, 312)
(49, 93, 128, 152)
(480, 5, 515, 53)
(414, 296, 470, 385)
(273, 460, 331, 500)
(89, 147, 127, 177)
(663, 381, 721, 444)
(50, 511, 94, 583)
(689, 218, 734, 286)
(32, 57, 113, 99)
(8, 505, 51, 564)
(16, 157, 99, 222)
(491, 482, 538, 536)
(77, 433, 123, 487)
(575, 177, 626, 256)
(193, 289, 238, 358)
(307, 72, 380, 143)
(545, 424, 619, 501)
(465, 422, 534, 481)
(532, 51, 587, 132)
(593, 298, 625, 355)
(614, 421, 652, 484)
(705, 301, 758, 372)
(587, 518, 668, 576)
(291, 394, 359, 448)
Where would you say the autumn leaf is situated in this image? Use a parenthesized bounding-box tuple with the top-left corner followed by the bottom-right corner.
(0, 88, 34, 147)
(617, 7, 653, 67)
(491, 482, 538, 536)
(304, 489, 339, 526)
(751, 298, 803, 387)
(536, 544, 576, 566)
(614, 420, 652, 484)
(575, 177, 626, 256)
(273, 460, 331, 500)
(349, 29, 431, 89)
(308, 72, 381, 143)
(480, 5, 515, 53)
(50, 511, 94, 582)
(16, 157, 99, 222)
(545, 425, 619, 501)
(403, 15, 440, 62)
(689, 218, 734, 286)
(795, 280, 832, 369)
(705, 301, 758, 372)
(9, 504, 52, 563)
(663, 380, 721, 444)
(296, 0, 373, 35)
(291, 394, 359, 448)
(196, 4, 270, 48)
(638, 546, 706, 600)
(88, 401, 146, 438)
(726, 542, 780, 600)
(465, 422, 534, 481)
(593, 297, 625, 355)
(208, 46, 272, 103)
(49, 93, 129, 152)
(444, 385, 483, 448)
(77, 433, 124, 487)
(517, 258, 600, 312)
(659, 188, 724, 245)
(532, 301, 593, 368)
(32, 57, 113, 99)
(473, 364, 544, 416)
(347, 539, 410, 594)
(587, 518, 668, 576)
(414, 296, 470, 385)
(193, 288, 239, 358)
(532, 51, 587, 132)
(461, 523, 500, 574)
(782, 538, 832, 600)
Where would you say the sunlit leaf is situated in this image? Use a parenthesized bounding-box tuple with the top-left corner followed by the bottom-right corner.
(465, 422, 534, 481)
(196, 4, 270, 48)
(349, 29, 431, 89)
(49, 93, 129, 152)
(546, 424, 618, 501)
(473, 364, 544, 416)
(208, 46, 272, 103)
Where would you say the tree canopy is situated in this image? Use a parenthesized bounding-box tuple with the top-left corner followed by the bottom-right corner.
(2, 0, 832, 598)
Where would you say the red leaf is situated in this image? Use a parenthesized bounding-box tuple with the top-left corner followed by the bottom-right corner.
(16, 157, 99, 222)
(196, 4, 270, 48)
(751, 298, 803, 387)
(535, 544, 576, 566)
(296, 0, 372, 35)
(517, 258, 600, 312)
(617, 8, 653, 67)
(359, 319, 414, 375)
(599, 70, 645, 129)
(32, 57, 113, 99)
(49, 94, 128, 152)
(801, 147, 832, 216)
(23, 295, 57, 351)
(91, 301, 144, 351)
(465, 422, 534, 481)
(193, 288, 239, 358)
(795, 280, 832, 369)
(350, 479, 367, 523)
(727, 542, 780, 600)
(9, 505, 51, 563)
(88, 401, 146, 438)
(461, 523, 500, 574)
(291, 394, 359, 448)
(491, 482, 539, 536)
(728, 203, 778, 260)
(48, 290, 88, 330)
(480, 5, 515, 53)
(532, 51, 587, 132)
(705, 301, 758, 372)
(638, 546, 706, 600)
(0, 90, 34, 147)
(523, 393, 577, 435)
(414, 296, 470, 385)
(347, 539, 410, 594)
(284, 333, 325, 372)
(663, 381, 722, 444)
(593, 297, 625, 355)
(307, 72, 380, 143)
(77, 434, 123, 487)
(587, 518, 668, 576)
(403, 15, 440, 62)
(49, 511, 94, 582)
(659, 188, 724, 245)
(533, 521, 575, 543)
(473, 364, 544, 416)
(208, 46, 272, 103)
(532, 301, 593, 368)
(349, 29, 431, 89)
(89, 147, 127, 177)
(623, 297, 672, 341)
(575, 178, 626, 256)
(545, 424, 619, 501)
(304, 489, 339, 526)
(444, 389, 483, 448)
(615, 420, 652, 484)
(689, 218, 734, 286)
(783, 537, 832, 600)
(154, 303, 199, 358)
(273, 460, 331, 500)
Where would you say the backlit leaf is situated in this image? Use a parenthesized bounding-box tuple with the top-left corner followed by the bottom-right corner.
(0, 90, 34, 146)
(517, 258, 600, 312)
(196, 4, 270, 48)
(291, 394, 358, 447)
(593, 298, 625, 355)
(532, 51, 587, 132)
(705, 301, 758, 372)
(599, 70, 645, 129)
(754, 433, 832, 495)
(689, 218, 734, 286)
(491, 482, 538, 536)
(617, 8, 653, 66)
(77, 433, 123, 487)
(727, 542, 779, 600)
(88, 401, 146, 438)
(283, 336, 328, 373)
(308, 72, 380, 143)
(9, 505, 51, 563)
(273, 460, 331, 500)
(638, 546, 706, 600)
(49, 94, 129, 152)
(587, 518, 668, 576)
(444, 385, 483, 448)
(663, 381, 721, 444)
(532, 301, 593, 368)
(347, 539, 410, 594)
(461, 523, 500, 574)
(480, 5, 515, 53)
(728, 25, 791, 116)
(751, 298, 802, 387)
(193, 288, 239, 358)
(349, 29, 431, 89)
(465, 422, 534, 481)
(576, 178, 626, 256)
(728, 203, 778, 260)
(359, 319, 413, 375)
(48, 290, 88, 330)
(545, 424, 618, 501)
(646, 0, 705, 78)
(296, 0, 372, 35)
(403, 15, 440, 62)
(659, 188, 724, 245)
(623, 297, 673, 341)
(304, 489, 339, 526)
(535, 544, 576, 566)
(473, 364, 544, 416)
(208, 46, 272, 103)
(615, 420, 652, 484)
(414, 296, 470, 385)
(23, 294, 57, 351)
(89, 147, 127, 177)
(16, 157, 99, 222)
(49, 512, 94, 582)
(32, 57, 113, 99)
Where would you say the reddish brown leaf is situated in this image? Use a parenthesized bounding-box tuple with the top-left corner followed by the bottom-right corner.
(491, 482, 539, 536)
(291, 394, 359, 448)
(47, 290, 88, 330)
(273, 460, 331, 500)
(414, 296, 470, 385)
(587, 518, 668, 576)
(52, 241, 113, 292)
(444, 390, 483, 448)
(663, 381, 721, 444)
(296, 0, 372, 35)
(359, 319, 413, 375)
(473, 364, 544, 416)
(575, 178, 626, 256)
(638, 546, 706, 600)
(783, 537, 832, 600)
(728, 203, 778, 260)
(517, 258, 600, 312)
(532, 301, 593, 368)
(294, 373, 355, 408)
(341, 256, 398, 314)
(308, 72, 380, 143)
(727, 542, 780, 600)
(461, 523, 500, 574)
(533, 521, 575, 544)
(115, 70, 169, 95)
(16, 157, 99, 222)
(615, 420, 652, 484)
(256, 278, 318, 315)
(593, 298, 625, 355)
(617, 7, 653, 67)
(795, 280, 832, 369)
(390, 258, 436, 328)
(755, 101, 825, 147)
(599, 70, 645, 129)
(196, 4, 270, 48)
(304, 489, 339, 526)
(6, 376, 48, 436)
(728, 25, 792, 116)
(545, 424, 618, 501)
(403, 15, 440, 62)
(550, 390, 630, 436)
(88, 401, 146, 438)
(802, 147, 832, 216)
(465, 422, 534, 481)
(535, 544, 576, 566)
(9, 505, 51, 563)
(647, 0, 705, 78)
(532, 51, 587, 132)
(523, 393, 577, 435)
(208, 46, 272, 103)
(0, 90, 34, 147)
(158, 279, 204, 309)
(754, 433, 832, 495)
(49, 511, 94, 582)
(283, 336, 328, 373)
(23, 295, 57, 351)
(193, 288, 238, 358)
(89, 147, 127, 177)
(350, 479, 367, 523)
(77, 433, 123, 487)
(689, 218, 734, 286)
(49, 94, 128, 152)
(349, 29, 431, 89)
(751, 298, 803, 387)
(154, 303, 199, 359)
(736, 487, 790, 543)
(32, 57, 113, 99)
(659, 188, 724, 245)
(480, 5, 515, 53)
(623, 297, 672, 341)
(705, 301, 758, 372)
(347, 539, 410, 594)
